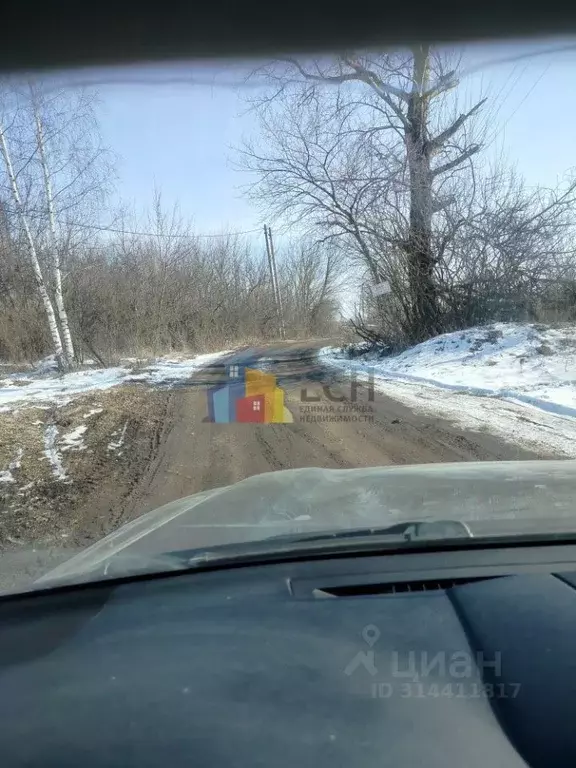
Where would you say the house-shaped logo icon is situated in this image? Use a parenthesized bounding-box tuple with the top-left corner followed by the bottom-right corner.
(206, 364, 293, 423)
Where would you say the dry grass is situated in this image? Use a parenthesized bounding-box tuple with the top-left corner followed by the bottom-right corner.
(0, 362, 37, 376)
(0, 407, 50, 487)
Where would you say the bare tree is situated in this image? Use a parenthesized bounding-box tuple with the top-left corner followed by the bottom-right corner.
(436, 167, 576, 327)
(30, 85, 75, 363)
(280, 240, 342, 336)
(0, 80, 113, 368)
(0, 117, 66, 367)
(242, 47, 486, 341)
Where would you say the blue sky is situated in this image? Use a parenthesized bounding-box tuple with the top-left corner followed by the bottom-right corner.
(96, 73, 259, 232)
(59, 38, 576, 239)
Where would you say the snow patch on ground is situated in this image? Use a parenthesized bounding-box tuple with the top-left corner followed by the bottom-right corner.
(82, 407, 103, 418)
(254, 357, 275, 372)
(134, 351, 229, 385)
(0, 350, 230, 411)
(0, 448, 23, 484)
(9, 448, 23, 470)
(60, 425, 88, 453)
(108, 422, 128, 452)
(43, 425, 67, 481)
(322, 324, 576, 416)
(375, 377, 576, 458)
(33, 355, 59, 376)
(321, 323, 576, 457)
(0, 367, 128, 410)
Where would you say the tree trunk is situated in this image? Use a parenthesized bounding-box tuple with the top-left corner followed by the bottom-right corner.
(0, 122, 67, 370)
(33, 99, 76, 366)
(404, 45, 440, 342)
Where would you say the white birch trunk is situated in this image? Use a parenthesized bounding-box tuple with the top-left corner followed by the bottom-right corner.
(33, 100, 75, 365)
(0, 121, 67, 370)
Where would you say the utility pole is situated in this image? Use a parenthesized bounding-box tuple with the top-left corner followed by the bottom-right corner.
(264, 225, 286, 339)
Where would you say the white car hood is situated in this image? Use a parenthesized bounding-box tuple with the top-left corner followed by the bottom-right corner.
(40, 460, 576, 584)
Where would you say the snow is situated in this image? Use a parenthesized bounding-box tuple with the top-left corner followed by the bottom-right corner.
(60, 425, 87, 452)
(33, 355, 59, 376)
(0, 448, 23, 484)
(0, 350, 229, 411)
(108, 422, 128, 452)
(9, 448, 23, 471)
(321, 323, 576, 457)
(254, 357, 275, 372)
(42, 425, 67, 481)
(0, 367, 128, 410)
(134, 351, 229, 385)
(321, 324, 576, 416)
(82, 407, 103, 418)
(370, 377, 576, 458)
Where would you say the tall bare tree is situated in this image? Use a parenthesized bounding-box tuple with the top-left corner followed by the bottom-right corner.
(243, 47, 486, 341)
(30, 86, 75, 363)
(0, 118, 66, 367)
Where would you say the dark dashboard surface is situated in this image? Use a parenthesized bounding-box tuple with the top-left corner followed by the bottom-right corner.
(1, 544, 576, 767)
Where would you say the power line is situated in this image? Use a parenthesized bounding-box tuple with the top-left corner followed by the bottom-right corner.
(0, 206, 261, 239)
(460, 43, 576, 80)
(56, 220, 262, 239)
(26, 73, 260, 94)
(483, 65, 549, 150)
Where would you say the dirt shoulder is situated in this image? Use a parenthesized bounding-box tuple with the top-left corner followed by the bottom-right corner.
(0, 385, 171, 550)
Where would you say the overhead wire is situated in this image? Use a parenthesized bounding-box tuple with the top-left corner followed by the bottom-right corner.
(0, 205, 261, 238)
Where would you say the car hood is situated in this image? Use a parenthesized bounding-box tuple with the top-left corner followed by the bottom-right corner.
(40, 460, 576, 585)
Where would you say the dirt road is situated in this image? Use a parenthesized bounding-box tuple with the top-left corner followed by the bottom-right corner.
(0, 340, 551, 591)
(119, 341, 541, 521)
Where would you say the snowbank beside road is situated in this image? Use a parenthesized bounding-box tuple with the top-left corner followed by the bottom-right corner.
(321, 323, 576, 417)
(320, 324, 576, 457)
(0, 351, 229, 412)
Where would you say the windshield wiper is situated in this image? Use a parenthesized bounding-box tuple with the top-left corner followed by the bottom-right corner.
(163, 518, 474, 568)
(42, 519, 474, 589)
(264, 519, 474, 544)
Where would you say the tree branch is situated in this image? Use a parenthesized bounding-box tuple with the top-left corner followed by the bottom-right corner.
(340, 57, 410, 102)
(278, 58, 359, 85)
(280, 56, 410, 129)
(432, 144, 481, 177)
(427, 99, 486, 154)
(424, 70, 459, 99)
(341, 56, 409, 128)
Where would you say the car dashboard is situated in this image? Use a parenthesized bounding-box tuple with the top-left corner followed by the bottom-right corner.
(1, 541, 576, 767)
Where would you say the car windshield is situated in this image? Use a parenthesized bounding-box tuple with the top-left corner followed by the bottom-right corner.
(2, 39, 576, 594)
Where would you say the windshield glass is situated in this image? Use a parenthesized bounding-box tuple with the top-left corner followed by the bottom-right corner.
(2, 39, 576, 593)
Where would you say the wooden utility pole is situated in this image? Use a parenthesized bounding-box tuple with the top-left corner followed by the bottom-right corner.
(264, 225, 286, 339)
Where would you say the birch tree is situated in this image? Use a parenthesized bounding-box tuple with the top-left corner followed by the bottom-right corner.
(0, 120, 66, 368)
(0, 81, 113, 368)
(31, 86, 75, 363)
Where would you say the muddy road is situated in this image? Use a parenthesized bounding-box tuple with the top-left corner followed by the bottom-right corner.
(0, 340, 550, 591)
(119, 340, 540, 521)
